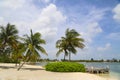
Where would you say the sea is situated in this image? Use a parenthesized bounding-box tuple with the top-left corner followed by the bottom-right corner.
(37, 62, 120, 80)
(80, 62, 120, 80)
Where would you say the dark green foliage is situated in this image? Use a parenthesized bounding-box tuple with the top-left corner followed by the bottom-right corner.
(0, 56, 11, 63)
(45, 62, 86, 72)
(0, 56, 20, 63)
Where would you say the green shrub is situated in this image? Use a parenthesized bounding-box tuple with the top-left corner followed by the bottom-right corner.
(45, 62, 86, 72)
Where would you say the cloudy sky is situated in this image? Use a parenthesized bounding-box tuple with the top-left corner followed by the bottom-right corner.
(0, 0, 120, 60)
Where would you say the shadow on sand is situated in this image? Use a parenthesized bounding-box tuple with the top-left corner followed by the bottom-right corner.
(0, 66, 14, 69)
(21, 67, 45, 71)
(0, 65, 45, 71)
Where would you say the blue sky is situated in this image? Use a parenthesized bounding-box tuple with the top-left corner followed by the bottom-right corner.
(0, 0, 120, 60)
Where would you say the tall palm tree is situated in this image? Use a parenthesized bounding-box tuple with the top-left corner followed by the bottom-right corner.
(0, 23, 18, 50)
(65, 28, 85, 61)
(0, 23, 19, 63)
(56, 28, 85, 61)
(18, 30, 47, 70)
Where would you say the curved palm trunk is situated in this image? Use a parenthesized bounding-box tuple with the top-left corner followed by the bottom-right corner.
(17, 61, 25, 71)
(17, 61, 26, 71)
(17, 57, 29, 71)
(69, 51, 71, 61)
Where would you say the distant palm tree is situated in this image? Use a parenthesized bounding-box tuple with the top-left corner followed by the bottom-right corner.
(56, 28, 85, 61)
(18, 30, 47, 70)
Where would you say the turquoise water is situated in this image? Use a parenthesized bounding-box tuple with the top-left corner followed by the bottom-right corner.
(37, 62, 120, 80)
(80, 62, 120, 80)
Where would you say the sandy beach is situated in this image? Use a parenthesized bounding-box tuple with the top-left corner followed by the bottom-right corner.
(0, 63, 117, 80)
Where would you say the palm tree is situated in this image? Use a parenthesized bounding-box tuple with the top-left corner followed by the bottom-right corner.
(18, 29, 47, 70)
(66, 28, 85, 61)
(0, 23, 18, 49)
(0, 23, 19, 63)
(56, 37, 69, 60)
(56, 28, 85, 61)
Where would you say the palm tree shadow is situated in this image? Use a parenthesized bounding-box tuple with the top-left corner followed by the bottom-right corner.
(0, 66, 15, 69)
(21, 67, 45, 71)
(0, 65, 45, 71)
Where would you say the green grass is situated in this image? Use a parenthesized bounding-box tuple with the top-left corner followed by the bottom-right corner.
(45, 62, 86, 72)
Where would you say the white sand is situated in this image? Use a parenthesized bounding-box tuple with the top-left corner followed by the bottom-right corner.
(0, 63, 117, 80)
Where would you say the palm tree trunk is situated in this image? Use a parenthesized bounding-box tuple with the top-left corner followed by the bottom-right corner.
(15, 58, 19, 68)
(15, 62, 17, 67)
(69, 51, 71, 61)
(64, 54, 65, 61)
(15, 51, 19, 68)
(17, 57, 29, 71)
(17, 61, 25, 71)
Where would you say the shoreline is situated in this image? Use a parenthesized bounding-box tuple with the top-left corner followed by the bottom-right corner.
(0, 63, 117, 80)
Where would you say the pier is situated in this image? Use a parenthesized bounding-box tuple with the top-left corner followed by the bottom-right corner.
(86, 67, 109, 74)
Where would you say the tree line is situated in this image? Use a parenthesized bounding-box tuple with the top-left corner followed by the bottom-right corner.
(38, 58, 120, 62)
(0, 23, 85, 70)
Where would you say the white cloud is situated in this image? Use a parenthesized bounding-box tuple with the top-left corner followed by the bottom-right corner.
(0, 0, 67, 59)
(97, 43, 111, 51)
(108, 32, 120, 40)
(0, 0, 26, 9)
(81, 22, 102, 43)
(87, 23, 102, 34)
(31, 4, 66, 42)
(0, 17, 5, 24)
(0, 0, 112, 59)
(39, 0, 57, 4)
(65, 8, 107, 57)
(74, 8, 106, 43)
(0, 0, 66, 42)
(113, 4, 120, 22)
(0, 0, 40, 35)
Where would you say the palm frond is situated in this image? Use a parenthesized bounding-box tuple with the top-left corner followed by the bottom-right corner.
(56, 49, 63, 57)
(36, 45, 47, 55)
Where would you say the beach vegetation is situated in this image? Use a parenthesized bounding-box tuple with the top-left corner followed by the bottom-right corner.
(45, 62, 86, 72)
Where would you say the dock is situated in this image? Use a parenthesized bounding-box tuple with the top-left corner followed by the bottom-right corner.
(86, 67, 109, 74)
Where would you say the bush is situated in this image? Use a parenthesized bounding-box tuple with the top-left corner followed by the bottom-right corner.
(0, 56, 11, 63)
(45, 62, 86, 72)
